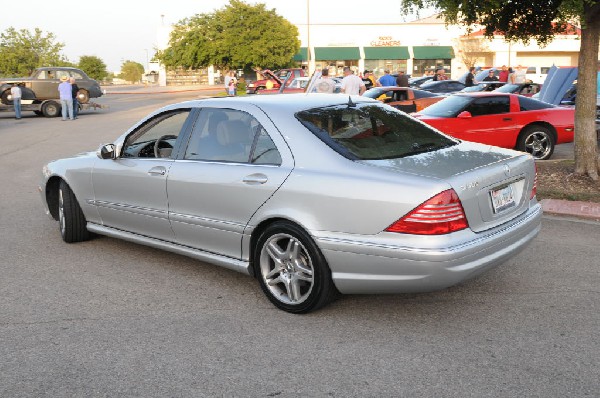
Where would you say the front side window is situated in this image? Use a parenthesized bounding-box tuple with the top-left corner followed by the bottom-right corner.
(419, 95, 473, 118)
(296, 104, 457, 160)
(184, 108, 281, 165)
(122, 110, 191, 158)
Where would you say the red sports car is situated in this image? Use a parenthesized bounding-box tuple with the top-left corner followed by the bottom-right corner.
(412, 93, 574, 160)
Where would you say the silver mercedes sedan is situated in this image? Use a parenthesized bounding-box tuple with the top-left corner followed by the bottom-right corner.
(40, 94, 542, 313)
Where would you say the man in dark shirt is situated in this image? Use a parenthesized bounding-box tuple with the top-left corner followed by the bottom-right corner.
(396, 70, 409, 87)
(483, 70, 499, 82)
(465, 66, 476, 87)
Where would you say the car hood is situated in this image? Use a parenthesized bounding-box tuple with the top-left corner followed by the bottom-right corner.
(358, 141, 516, 180)
(256, 69, 282, 85)
(537, 66, 578, 105)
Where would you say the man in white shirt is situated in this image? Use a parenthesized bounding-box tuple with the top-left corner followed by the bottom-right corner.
(514, 65, 526, 84)
(314, 68, 336, 93)
(340, 67, 366, 96)
(10, 84, 22, 119)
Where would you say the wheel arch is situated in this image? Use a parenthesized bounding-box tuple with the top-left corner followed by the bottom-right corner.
(247, 217, 312, 278)
(45, 176, 63, 220)
(516, 121, 557, 148)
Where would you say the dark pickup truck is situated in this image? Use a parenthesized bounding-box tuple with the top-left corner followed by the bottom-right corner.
(0, 67, 103, 105)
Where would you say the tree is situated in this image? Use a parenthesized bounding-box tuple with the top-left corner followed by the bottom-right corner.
(0, 27, 70, 77)
(454, 35, 490, 69)
(156, 0, 299, 71)
(401, 1, 600, 180)
(119, 60, 144, 83)
(78, 55, 108, 81)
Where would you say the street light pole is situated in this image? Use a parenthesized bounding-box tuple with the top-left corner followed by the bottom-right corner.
(306, 0, 310, 73)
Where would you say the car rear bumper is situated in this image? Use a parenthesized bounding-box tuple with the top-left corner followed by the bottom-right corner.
(316, 203, 542, 294)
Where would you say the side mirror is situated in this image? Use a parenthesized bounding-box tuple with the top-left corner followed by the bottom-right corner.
(457, 111, 472, 119)
(97, 143, 116, 159)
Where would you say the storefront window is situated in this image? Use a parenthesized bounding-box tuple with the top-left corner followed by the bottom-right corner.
(317, 61, 359, 77)
(413, 59, 451, 76)
(365, 60, 408, 78)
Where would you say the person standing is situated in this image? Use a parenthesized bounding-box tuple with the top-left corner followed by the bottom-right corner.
(483, 70, 499, 81)
(377, 69, 396, 87)
(228, 74, 237, 96)
(341, 66, 366, 95)
(434, 68, 448, 81)
(364, 70, 377, 88)
(499, 65, 509, 82)
(314, 68, 336, 93)
(10, 84, 22, 120)
(224, 71, 232, 95)
(465, 66, 476, 87)
(395, 70, 409, 87)
(58, 76, 74, 121)
(514, 65, 526, 83)
(70, 77, 79, 119)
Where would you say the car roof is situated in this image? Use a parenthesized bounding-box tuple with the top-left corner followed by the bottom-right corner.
(178, 93, 379, 113)
(455, 92, 514, 97)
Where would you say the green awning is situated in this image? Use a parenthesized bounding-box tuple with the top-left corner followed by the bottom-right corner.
(412, 46, 455, 59)
(293, 47, 308, 62)
(314, 47, 360, 60)
(363, 46, 410, 60)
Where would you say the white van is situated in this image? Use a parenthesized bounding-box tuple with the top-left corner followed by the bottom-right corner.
(526, 66, 552, 84)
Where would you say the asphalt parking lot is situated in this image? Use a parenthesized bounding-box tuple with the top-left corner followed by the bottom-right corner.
(0, 90, 599, 397)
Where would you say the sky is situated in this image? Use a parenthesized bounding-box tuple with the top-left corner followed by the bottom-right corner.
(2, 0, 428, 72)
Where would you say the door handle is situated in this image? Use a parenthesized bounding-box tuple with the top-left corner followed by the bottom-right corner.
(243, 173, 268, 185)
(502, 117, 512, 121)
(147, 166, 166, 176)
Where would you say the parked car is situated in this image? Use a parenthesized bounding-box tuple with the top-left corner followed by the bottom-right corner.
(246, 68, 307, 94)
(408, 75, 434, 88)
(494, 83, 542, 97)
(412, 92, 575, 160)
(460, 82, 507, 93)
(363, 86, 445, 112)
(0, 67, 103, 104)
(256, 77, 309, 94)
(419, 80, 466, 95)
(40, 94, 542, 313)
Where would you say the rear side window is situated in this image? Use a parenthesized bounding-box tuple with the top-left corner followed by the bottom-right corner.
(519, 96, 555, 111)
(464, 96, 510, 116)
(296, 104, 457, 160)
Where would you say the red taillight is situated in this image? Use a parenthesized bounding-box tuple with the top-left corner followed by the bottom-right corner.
(530, 163, 538, 199)
(386, 189, 468, 235)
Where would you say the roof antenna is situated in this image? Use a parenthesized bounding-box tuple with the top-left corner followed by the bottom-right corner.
(347, 96, 356, 107)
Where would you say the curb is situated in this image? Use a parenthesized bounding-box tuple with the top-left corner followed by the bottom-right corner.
(541, 199, 600, 221)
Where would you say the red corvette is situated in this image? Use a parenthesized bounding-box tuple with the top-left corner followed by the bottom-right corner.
(412, 93, 574, 160)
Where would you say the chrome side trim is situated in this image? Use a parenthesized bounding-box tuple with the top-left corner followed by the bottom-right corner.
(169, 212, 246, 232)
(90, 200, 168, 219)
(86, 223, 252, 275)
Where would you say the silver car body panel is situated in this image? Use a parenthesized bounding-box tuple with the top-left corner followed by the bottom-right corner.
(40, 94, 542, 294)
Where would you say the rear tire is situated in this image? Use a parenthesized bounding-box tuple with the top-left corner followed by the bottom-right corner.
(58, 180, 90, 243)
(77, 89, 89, 103)
(517, 125, 555, 160)
(254, 221, 338, 313)
(1, 89, 12, 105)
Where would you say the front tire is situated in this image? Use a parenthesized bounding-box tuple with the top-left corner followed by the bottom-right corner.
(58, 180, 90, 243)
(517, 125, 555, 160)
(255, 221, 337, 313)
(42, 100, 61, 117)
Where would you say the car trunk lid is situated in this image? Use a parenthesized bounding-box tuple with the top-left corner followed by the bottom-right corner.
(360, 142, 536, 233)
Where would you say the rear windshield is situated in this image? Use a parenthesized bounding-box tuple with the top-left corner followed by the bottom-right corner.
(296, 103, 457, 160)
(518, 96, 555, 111)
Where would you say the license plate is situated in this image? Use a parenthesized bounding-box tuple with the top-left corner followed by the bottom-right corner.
(490, 184, 516, 213)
